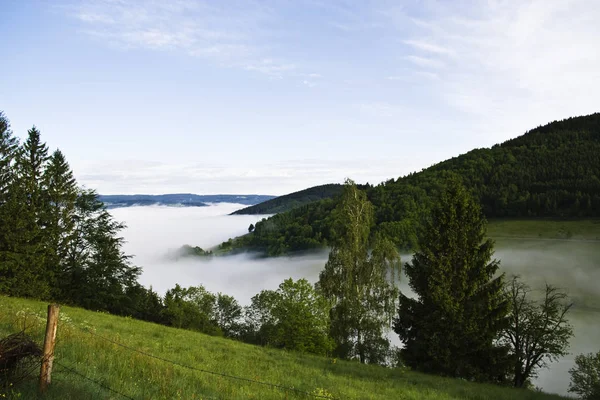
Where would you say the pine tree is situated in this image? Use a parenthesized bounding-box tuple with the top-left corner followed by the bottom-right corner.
(43, 149, 78, 296)
(62, 189, 141, 312)
(394, 177, 509, 382)
(317, 179, 401, 364)
(0, 112, 19, 293)
(7, 127, 51, 297)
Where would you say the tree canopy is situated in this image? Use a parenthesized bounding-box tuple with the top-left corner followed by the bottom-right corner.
(317, 180, 400, 364)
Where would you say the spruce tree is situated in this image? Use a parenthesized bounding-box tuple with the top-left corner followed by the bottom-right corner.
(0, 112, 19, 293)
(43, 149, 78, 296)
(62, 189, 140, 312)
(394, 177, 509, 382)
(8, 127, 51, 297)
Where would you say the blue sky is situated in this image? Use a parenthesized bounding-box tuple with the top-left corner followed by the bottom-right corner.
(1, 0, 599, 195)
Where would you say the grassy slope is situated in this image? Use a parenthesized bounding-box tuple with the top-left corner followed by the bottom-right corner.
(488, 219, 600, 240)
(0, 297, 566, 400)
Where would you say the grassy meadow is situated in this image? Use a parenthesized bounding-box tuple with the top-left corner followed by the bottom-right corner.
(487, 219, 600, 241)
(0, 296, 567, 400)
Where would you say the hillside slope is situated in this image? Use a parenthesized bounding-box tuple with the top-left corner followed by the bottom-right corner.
(0, 296, 565, 400)
(231, 184, 343, 215)
(222, 113, 600, 255)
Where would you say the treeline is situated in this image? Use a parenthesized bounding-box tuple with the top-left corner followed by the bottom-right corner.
(126, 279, 335, 356)
(224, 113, 600, 255)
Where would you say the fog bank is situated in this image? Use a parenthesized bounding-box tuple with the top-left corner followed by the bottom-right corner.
(110, 204, 600, 396)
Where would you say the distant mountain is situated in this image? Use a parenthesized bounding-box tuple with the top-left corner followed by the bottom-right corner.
(99, 194, 275, 209)
(231, 184, 344, 215)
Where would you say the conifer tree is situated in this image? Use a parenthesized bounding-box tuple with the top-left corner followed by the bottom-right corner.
(43, 149, 78, 296)
(394, 177, 509, 382)
(62, 189, 140, 311)
(8, 127, 51, 297)
(0, 112, 19, 294)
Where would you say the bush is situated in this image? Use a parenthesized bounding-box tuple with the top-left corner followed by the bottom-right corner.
(569, 351, 600, 400)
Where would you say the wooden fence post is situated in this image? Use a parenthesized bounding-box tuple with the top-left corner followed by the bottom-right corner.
(39, 304, 60, 393)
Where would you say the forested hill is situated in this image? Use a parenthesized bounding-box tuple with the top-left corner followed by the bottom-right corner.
(231, 184, 343, 215)
(222, 113, 600, 256)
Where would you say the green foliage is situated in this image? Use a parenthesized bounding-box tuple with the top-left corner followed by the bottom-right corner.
(394, 178, 510, 382)
(162, 284, 221, 335)
(0, 111, 140, 317)
(244, 278, 334, 356)
(231, 199, 338, 256)
(215, 293, 243, 338)
(318, 180, 400, 364)
(569, 350, 600, 400)
(179, 245, 213, 257)
(232, 184, 343, 215)
(224, 113, 600, 255)
(501, 277, 574, 387)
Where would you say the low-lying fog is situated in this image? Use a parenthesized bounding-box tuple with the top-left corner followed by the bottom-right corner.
(110, 203, 600, 396)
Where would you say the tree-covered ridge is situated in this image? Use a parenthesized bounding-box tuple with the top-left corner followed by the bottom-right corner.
(222, 113, 600, 255)
(230, 184, 343, 215)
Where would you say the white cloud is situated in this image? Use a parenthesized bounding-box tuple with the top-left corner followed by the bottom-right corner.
(403, 39, 454, 56)
(405, 55, 446, 69)
(63, 0, 307, 79)
(75, 156, 421, 195)
(377, 0, 600, 142)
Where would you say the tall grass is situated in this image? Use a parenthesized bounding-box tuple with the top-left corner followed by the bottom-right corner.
(0, 296, 567, 400)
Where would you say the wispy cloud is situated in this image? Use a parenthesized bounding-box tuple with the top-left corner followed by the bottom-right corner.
(376, 0, 600, 140)
(62, 0, 308, 79)
(403, 39, 455, 56)
(405, 55, 446, 69)
(76, 157, 416, 195)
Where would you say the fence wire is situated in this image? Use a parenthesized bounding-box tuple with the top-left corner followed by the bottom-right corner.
(77, 325, 339, 400)
(54, 360, 135, 400)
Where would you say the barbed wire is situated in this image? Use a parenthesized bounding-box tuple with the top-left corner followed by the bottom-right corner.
(76, 325, 338, 400)
(4, 309, 340, 399)
(54, 360, 135, 400)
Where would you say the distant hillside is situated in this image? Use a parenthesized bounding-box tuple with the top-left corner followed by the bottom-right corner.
(231, 184, 344, 215)
(100, 194, 275, 209)
(222, 113, 600, 255)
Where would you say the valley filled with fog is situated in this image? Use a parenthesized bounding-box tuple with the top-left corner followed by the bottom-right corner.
(110, 203, 600, 396)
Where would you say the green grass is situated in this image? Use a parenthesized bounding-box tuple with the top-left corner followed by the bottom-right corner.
(0, 297, 566, 400)
(488, 219, 600, 241)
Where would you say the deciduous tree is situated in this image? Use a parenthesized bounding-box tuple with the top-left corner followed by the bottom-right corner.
(569, 350, 600, 400)
(501, 276, 574, 387)
(318, 179, 400, 364)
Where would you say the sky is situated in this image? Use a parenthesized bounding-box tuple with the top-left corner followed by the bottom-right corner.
(1, 0, 599, 195)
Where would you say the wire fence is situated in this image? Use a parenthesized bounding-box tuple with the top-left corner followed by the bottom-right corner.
(54, 360, 135, 400)
(74, 324, 337, 399)
(4, 309, 340, 400)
